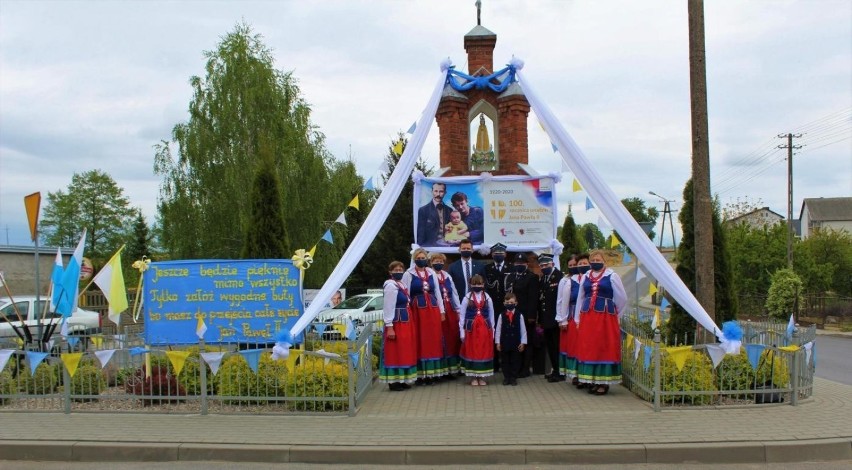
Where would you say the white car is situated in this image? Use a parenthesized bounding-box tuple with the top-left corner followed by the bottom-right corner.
(0, 296, 101, 342)
(315, 292, 384, 336)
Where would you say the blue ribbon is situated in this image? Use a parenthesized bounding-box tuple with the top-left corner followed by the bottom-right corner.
(446, 65, 517, 93)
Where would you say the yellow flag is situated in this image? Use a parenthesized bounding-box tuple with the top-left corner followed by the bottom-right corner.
(778, 345, 800, 353)
(24, 192, 41, 242)
(308, 245, 317, 258)
(666, 346, 692, 372)
(90, 335, 103, 348)
(572, 178, 582, 192)
(652, 307, 661, 329)
(649, 283, 658, 296)
(625, 333, 634, 348)
(392, 140, 403, 156)
(348, 195, 360, 210)
(610, 234, 620, 248)
(166, 350, 191, 376)
(92, 245, 128, 326)
(61, 352, 84, 378)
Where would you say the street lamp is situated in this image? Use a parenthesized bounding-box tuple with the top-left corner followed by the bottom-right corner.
(634, 221, 655, 315)
(649, 191, 677, 250)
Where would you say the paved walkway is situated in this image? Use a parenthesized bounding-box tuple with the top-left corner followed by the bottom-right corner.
(0, 376, 850, 465)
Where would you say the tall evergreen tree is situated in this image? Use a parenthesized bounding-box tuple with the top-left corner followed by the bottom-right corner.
(668, 179, 737, 343)
(559, 206, 586, 265)
(241, 154, 288, 259)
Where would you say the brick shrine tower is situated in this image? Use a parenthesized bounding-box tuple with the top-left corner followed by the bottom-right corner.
(435, 21, 531, 176)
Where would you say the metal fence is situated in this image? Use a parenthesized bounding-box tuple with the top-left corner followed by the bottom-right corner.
(0, 323, 375, 417)
(621, 312, 816, 411)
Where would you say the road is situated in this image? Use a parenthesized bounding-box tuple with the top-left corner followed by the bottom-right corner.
(814, 334, 852, 385)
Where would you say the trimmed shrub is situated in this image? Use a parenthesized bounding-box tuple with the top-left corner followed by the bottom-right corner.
(21, 362, 59, 395)
(766, 268, 804, 320)
(717, 349, 790, 394)
(70, 361, 107, 401)
(286, 356, 349, 411)
(216, 354, 288, 404)
(651, 350, 716, 405)
(0, 370, 15, 405)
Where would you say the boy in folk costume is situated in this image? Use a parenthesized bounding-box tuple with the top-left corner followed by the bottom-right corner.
(458, 274, 495, 386)
(495, 292, 527, 386)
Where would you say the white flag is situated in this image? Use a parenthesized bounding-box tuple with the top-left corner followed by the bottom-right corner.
(94, 349, 117, 369)
(201, 352, 227, 376)
(705, 344, 726, 369)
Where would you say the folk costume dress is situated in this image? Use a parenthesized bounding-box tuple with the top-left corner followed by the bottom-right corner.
(435, 269, 462, 374)
(402, 267, 447, 378)
(556, 274, 582, 378)
(378, 279, 418, 384)
(458, 291, 495, 377)
(573, 268, 627, 385)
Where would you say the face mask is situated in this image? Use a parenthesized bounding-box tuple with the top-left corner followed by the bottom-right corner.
(415, 259, 428, 268)
(432, 263, 444, 271)
(504, 303, 517, 310)
(568, 266, 579, 275)
(493, 254, 505, 264)
(541, 267, 553, 275)
(578, 265, 591, 274)
(514, 264, 527, 273)
(471, 286, 484, 292)
(460, 250, 473, 259)
(590, 262, 604, 272)
(391, 272, 403, 281)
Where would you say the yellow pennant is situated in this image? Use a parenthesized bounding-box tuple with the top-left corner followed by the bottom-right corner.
(348, 195, 360, 210)
(376, 320, 384, 329)
(61, 352, 84, 378)
(649, 283, 658, 296)
(778, 345, 800, 353)
(90, 335, 103, 348)
(572, 178, 582, 192)
(308, 245, 317, 258)
(286, 348, 302, 370)
(666, 346, 692, 372)
(144, 352, 152, 380)
(392, 140, 404, 156)
(24, 192, 41, 242)
(610, 234, 620, 248)
(166, 350, 191, 376)
(625, 333, 634, 348)
(333, 323, 347, 336)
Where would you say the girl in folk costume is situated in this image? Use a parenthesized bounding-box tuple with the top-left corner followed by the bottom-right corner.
(379, 261, 417, 391)
(556, 253, 590, 387)
(430, 252, 462, 377)
(402, 248, 447, 383)
(458, 274, 495, 386)
(573, 250, 627, 395)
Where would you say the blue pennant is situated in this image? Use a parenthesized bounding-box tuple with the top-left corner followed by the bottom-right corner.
(551, 142, 558, 152)
(745, 344, 766, 371)
(129, 347, 150, 356)
(321, 229, 333, 244)
(643, 345, 652, 371)
(585, 197, 594, 211)
(67, 336, 80, 348)
(363, 177, 374, 191)
(313, 323, 328, 335)
(349, 351, 360, 367)
(27, 351, 50, 376)
(407, 121, 417, 134)
(660, 297, 670, 310)
(240, 349, 263, 373)
(623, 251, 632, 264)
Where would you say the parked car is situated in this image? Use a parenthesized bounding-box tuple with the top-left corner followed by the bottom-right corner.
(315, 292, 383, 338)
(0, 296, 101, 343)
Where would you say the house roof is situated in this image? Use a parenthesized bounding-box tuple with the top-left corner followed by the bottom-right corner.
(726, 206, 785, 224)
(799, 197, 852, 222)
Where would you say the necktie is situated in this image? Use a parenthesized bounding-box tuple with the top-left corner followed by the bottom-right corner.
(507, 311, 514, 324)
(464, 261, 471, 293)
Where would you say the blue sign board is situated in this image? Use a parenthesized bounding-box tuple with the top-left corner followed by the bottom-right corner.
(143, 259, 302, 345)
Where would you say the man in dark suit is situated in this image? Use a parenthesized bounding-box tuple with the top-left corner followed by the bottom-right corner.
(416, 182, 452, 247)
(448, 239, 485, 298)
(485, 242, 511, 372)
(505, 252, 540, 378)
(536, 254, 565, 382)
(450, 191, 484, 245)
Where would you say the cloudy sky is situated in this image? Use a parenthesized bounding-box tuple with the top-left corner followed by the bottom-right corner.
(1, 0, 849, 248)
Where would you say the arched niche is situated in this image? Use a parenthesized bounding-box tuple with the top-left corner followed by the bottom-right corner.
(468, 100, 499, 172)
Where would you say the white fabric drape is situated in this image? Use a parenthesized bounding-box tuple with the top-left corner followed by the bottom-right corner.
(514, 60, 723, 340)
(288, 65, 450, 338)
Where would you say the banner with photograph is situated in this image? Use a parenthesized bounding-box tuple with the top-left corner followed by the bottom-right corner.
(143, 259, 302, 345)
(413, 174, 558, 252)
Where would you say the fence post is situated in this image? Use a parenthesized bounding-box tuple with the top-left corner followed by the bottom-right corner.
(63, 360, 72, 414)
(790, 329, 799, 406)
(653, 328, 661, 412)
(348, 337, 356, 417)
(199, 337, 208, 416)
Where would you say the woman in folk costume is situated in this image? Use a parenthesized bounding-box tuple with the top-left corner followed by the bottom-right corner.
(402, 248, 447, 383)
(430, 252, 462, 377)
(573, 250, 627, 395)
(379, 261, 417, 391)
(556, 253, 590, 387)
(458, 274, 495, 386)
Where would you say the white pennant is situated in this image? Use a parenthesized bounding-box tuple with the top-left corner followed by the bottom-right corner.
(803, 341, 813, 365)
(633, 339, 641, 362)
(94, 349, 117, 369)
(200, 352, 226, 375)
(334, 212, 347, 226)
(635, 269, 646, 283)
(705, 344, 726, 369)
(0, 349, 14, 373)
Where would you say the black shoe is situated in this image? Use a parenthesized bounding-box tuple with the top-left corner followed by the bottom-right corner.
(517, 371, 530, 378)
(502, 379, 510, 386)
(547, 374, 566, 383)
(445, 373, 457, 381)
(401, 383, 412, 389)
(389, 383, 404, 391)
(415, 378, 424, 385)
(511, 380, 518, 386)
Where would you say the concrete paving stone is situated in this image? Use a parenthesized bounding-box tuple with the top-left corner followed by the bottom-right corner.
(645, 442, 766, 464)
(72, 442, 180, 462)
(0, 441, 74, 461)
(764, 439, 852, 463)
(289, 446, 405, 465)
(526, 445, 647, 464)
(406, 446, 527, 465)
(178, 443, 290, 463)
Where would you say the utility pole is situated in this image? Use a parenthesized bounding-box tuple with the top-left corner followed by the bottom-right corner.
(650, 191, 678, 250)
(778, 133, 802, 268)
(688, 0, 716, 323)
